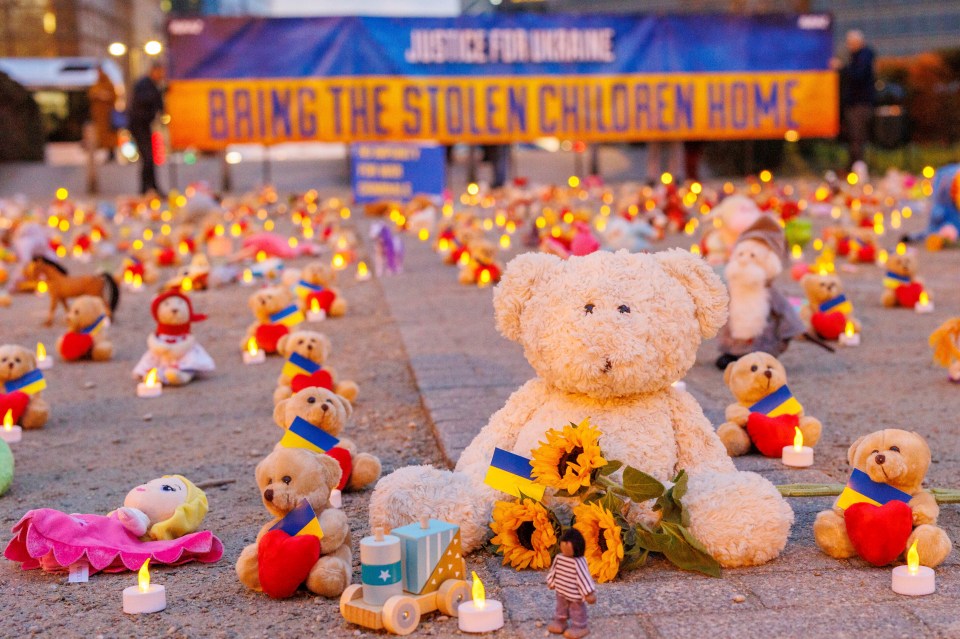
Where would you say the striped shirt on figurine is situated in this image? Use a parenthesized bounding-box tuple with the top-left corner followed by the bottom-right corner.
(547, 554, 596, 601)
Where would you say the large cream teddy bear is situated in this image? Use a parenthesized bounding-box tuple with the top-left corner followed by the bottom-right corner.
(370, 249, 794, 568)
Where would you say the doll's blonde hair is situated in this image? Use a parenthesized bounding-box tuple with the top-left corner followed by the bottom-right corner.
(148, 475, 208, 541)
(930, 318, 960, 368)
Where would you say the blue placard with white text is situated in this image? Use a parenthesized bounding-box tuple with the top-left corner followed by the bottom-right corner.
(351, 143, 445, 203)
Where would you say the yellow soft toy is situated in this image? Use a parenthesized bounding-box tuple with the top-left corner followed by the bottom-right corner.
(235, 446, 352, 598)
(930, 318, 960, 382)
(57, 295, 113, 361)
(273, 386, 381, 492)
(814, 429, 952, 567)
(881, 250, 927, 309)
(0, 344, 50, 429)
(272, 330, 359, 404)
(116, 475, 209, 540)
(717, 352, 822, 457)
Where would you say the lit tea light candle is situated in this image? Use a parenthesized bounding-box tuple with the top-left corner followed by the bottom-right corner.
(458, 572, 503, 634)
(241, 268, 254, 286)
(915, 292, 934, 314)
(123, 559, 166, 614)
(36, 342, 53, 370)
(132, 273, 143, 292)
(355, 261, 371, 282)
(418, 228, 430, 242)
(781, 426, 813, 467)
(1, 409, 22, 444)
(671, 380, 687, 392)
(137, 368, 162, 398)
(790, 244, 802, 262)
(892, 541, 935, 596)
(306, 298, 326, 322)
(243, 337, 266, 364)
(839, 321, 860, 346)
(331, 252, 347, 271)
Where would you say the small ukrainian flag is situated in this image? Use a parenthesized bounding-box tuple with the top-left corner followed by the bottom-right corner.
(836, 468, 912, 510)
(484, 448, 545, 501)
(818, 294, 853, 316)
(883, 271, 911, 289)
(749, 385, 803, 417)
(270, 303, 305, 327)
(80, 314, 107, 336)
(295, 280, 324, 299)
(281, 352, 321, 378)
(270, 498, 324, 540)
(279, 416, 340, 454)
(3, 369, 47, 396)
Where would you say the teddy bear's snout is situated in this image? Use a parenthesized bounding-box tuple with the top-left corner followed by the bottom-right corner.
(321, 403, 329, 412)
(263, 488, 274, 502)
(763, 369, 773, 379)
(875, 453, 885, 465)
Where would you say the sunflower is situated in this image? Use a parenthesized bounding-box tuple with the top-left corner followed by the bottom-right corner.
(490, 499, 558, 570)
(530, 418, 607, 494)
(573, 501, 624, 583)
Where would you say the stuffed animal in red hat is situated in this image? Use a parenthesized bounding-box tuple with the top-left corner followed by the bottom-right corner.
(132, 290, 215, 386)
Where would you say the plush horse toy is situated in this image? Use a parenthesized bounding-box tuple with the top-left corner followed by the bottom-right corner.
(27, 257, 119, 326)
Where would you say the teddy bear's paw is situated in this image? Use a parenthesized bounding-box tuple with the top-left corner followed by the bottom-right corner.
(716, 422, 751, 457)
(306, 556, 350, 598)
(20, 404, 49, 430)
(236, 543, 263, 592)
(163, 368, 193, 386)
(329, 298, 348, 317)
(92, 343, 113, 361)
(908, 525, 952, 568)
(348, 453, 382, 491)
(335, 381, 359, 403)
(798, 416, 822, 448)
(369, 465, 491, 552)
(813, 509, 856, 559)
(684, 471, 793, 567)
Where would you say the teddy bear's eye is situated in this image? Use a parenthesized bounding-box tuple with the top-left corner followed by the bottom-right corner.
(14, 358, 21, 364)
(871, 450, 879, 455)
(890, 446, 900, 453)
(584, 304, 595, 314)
(282, 476, 292, 484)
(618, 305, 630, 314)
(307, 396, 316, 404)
(750, 365, 758, 372)
(325, 399, 333, 405)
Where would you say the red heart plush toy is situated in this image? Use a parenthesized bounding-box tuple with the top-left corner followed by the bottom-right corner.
(810, 311, 846, 340)
(257, 529, 321, 599)
(894, 283, 923, 308)
(0, 391, 29, 424)
(746, 412, 800, 457)
(290, 370, 335, 394)
(844, 501, 913, 566)
(59, 332, 94, 361)
(255, 324, 290, 354)
(305, 290, 336, 314)
(326, 447, 353, 491)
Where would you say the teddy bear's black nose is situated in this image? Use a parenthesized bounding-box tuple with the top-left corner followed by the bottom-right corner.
(306, 343, 313, 351)
(321, 404, 329, 412)
(263, 488, 274, 502)
(875, 454, 886, 465)
(763, 370, 772, 379)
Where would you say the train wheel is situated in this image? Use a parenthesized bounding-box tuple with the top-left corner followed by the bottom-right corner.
(382, 595, 421, 635)
(437, 579, 470, 616)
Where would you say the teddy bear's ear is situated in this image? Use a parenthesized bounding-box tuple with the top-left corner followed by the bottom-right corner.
(493, 252, 561, 342)
(318, 334, 332, 361)
(655, 249, 729, 339)
(248, 293, 261, 313)
(330, 392, 352, 420)
(723, 360, 736, 387)
(276, 334, 289, 357)
(911, 431, 931, 460)
(847, 435, 867, 466)
(273, 399, 289, 428)
(316, 454, 344, 492)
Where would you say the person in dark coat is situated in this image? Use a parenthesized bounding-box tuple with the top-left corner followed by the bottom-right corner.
(128, 63, 166, 195)
(833, 30, 875, 170)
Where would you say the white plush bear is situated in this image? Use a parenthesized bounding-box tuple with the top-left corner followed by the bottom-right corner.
(369, 249, 794, 568)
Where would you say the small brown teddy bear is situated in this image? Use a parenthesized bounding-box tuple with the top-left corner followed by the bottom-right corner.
(0, 344, 50, 429)
(458, 239, 502, 287)
(235, 446, 352, 598)
(814, 429, 952, 567)
(56, 295, 113, 361)
(717, 352, 822, 457)
(800, 272, 861, 341)
(296, 261, 348, 318)
(244, 285, 297, 355)
(273, 330, 359, 404)
(273, 387, 382, 492)
(881, 250, 927, 309)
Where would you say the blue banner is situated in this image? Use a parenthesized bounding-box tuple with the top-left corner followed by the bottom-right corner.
(351, 143, 446, 203)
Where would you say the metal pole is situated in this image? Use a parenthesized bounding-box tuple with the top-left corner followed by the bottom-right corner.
(262, 145, 271, 185)
(221, 152, 232, 194)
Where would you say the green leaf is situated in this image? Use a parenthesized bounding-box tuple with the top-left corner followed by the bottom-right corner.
(597, 490, 625, 516)
(599, 460, 623, 476)
(633, 526, 670, 554)
(621, 466, 665, 503)
(659, 522, 722, 578)
(671, 470, 688, 501)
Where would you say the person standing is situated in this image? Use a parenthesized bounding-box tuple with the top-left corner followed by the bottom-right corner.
(833, 30, 875, 170)
(87, 67, 117, 161)
(128, 63, 166, 195)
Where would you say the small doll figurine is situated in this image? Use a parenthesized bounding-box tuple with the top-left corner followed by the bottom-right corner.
(547, 529, 597, 639)
(115, 475, 209, 540)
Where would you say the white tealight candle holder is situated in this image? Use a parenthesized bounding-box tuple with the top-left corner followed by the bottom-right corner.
(458, 572, 503, 634)
(892, 564, 935, 596)
(137, 369, 162, 398)
(839, 331, 860, 347)
(1, 424, 22, 444)
(671, 380, 687, 392)
(243, 348, 266, 365)
(307, 309, 327, 322)
(915, 296, 934, 314)
(37, 355, 53, 370)
(781, 444, 814, 467)
(123, 560, 166, 614)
